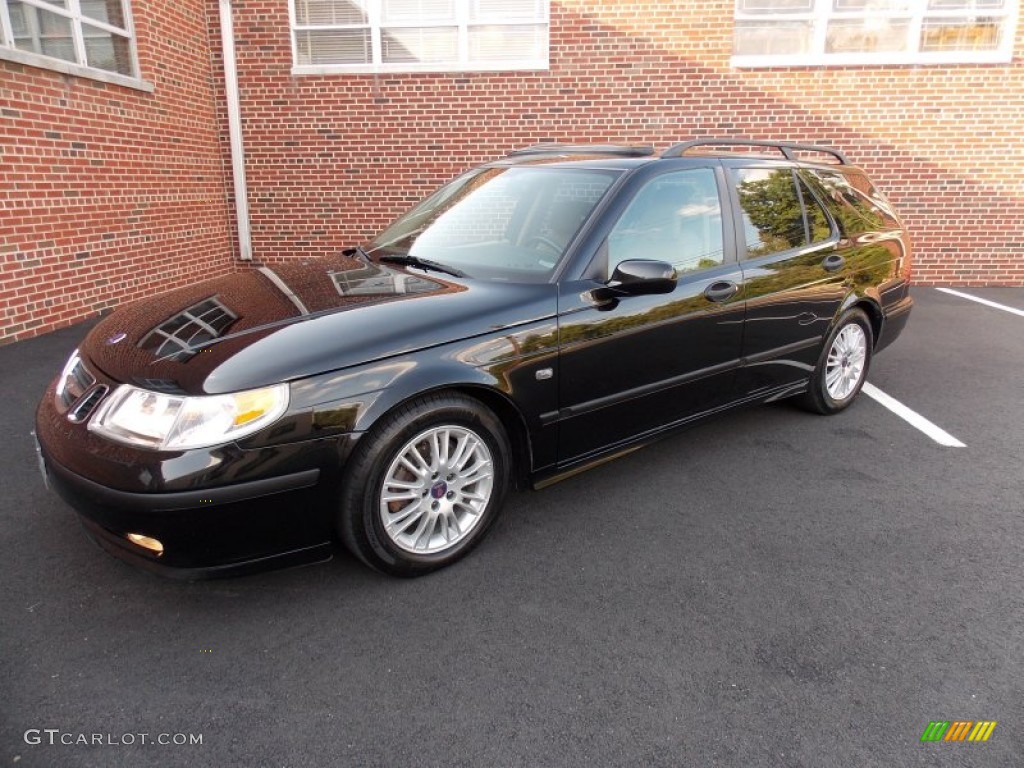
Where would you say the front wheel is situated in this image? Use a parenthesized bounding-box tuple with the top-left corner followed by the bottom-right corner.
(799, 308, 873, 415)
(338, 393, 511, 576)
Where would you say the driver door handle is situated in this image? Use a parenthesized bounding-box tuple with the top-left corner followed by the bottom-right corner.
(704, 280, 739, 303)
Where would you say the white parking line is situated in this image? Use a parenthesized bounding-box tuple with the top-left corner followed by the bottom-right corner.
(861, 382, 966, 448)
(935, 288, 1024, 318)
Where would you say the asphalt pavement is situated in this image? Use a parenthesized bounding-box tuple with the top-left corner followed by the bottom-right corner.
(1, 287, 1022, 767)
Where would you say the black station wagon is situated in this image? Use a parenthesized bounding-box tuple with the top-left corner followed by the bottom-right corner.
(35, 139, 913, 577)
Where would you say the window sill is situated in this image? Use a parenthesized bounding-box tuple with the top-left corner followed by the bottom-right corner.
(0, 47, 154, 92)
(291, 60, 550, 76)
(731, 50, 1015, 68)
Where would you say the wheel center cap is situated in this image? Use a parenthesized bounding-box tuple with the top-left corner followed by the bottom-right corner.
(430, 481, 448, 500)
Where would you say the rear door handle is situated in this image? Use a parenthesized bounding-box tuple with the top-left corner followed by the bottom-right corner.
(704, 280, 739, 303)
(822, 254, 846, 272)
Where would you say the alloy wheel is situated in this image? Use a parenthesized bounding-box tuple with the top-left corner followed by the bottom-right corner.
(378, 425, 495, 554)
(825, 323, 867, 401)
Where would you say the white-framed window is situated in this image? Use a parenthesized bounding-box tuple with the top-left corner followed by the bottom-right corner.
(0, 0, 145, 88)
(290, 0, 549, 74)
(732, 0, 1019, 66)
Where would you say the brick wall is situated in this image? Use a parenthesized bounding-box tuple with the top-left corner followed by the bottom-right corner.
(0, 0, 235, 344)
(228, 0, 1023, 286)
(3, 1, 1022, 344)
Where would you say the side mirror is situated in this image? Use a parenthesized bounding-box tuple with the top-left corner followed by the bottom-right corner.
(608, 259, 677, 295)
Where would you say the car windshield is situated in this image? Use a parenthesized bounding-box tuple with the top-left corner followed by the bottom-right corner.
(369, 166, 619, 282)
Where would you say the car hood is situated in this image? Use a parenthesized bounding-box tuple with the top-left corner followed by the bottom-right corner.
(81, 257, 557, 395)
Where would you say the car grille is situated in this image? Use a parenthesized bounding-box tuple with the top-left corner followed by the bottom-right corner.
(57, 356, 95, 409)
(68, 385, 109, 423)
(56, 356, 108, 423)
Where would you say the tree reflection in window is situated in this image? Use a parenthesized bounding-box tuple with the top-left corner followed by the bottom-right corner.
(800, 169, 897, 236)
(735, 168, 808, 257)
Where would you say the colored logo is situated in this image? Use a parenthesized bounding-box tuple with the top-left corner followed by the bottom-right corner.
(921, 721, 997, 742)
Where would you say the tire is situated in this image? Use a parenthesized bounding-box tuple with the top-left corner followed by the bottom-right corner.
(338, 393, 511, 576)
(799, 308, 873, 415)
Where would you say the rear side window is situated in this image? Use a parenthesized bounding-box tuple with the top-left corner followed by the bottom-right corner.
(800, 169, 900, 236)
(732, 168, 835, 258)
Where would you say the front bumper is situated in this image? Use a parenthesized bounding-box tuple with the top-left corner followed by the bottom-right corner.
(35, 379, 359, 578)
(41, 451, 332, 578)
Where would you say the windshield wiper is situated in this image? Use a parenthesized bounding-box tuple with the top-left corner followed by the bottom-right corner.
(379, 254, 467, 278)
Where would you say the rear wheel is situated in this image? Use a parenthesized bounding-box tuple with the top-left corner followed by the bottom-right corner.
(338, 393, 510, 576)
(799, 308, 873, 414)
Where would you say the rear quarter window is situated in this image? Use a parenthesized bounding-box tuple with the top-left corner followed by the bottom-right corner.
(800, 169, 900, 237)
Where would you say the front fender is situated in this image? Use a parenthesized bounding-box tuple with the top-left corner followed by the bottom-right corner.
(285, 319, 560, 466)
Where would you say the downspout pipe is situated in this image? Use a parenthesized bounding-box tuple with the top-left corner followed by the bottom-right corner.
(219, 0, 252, 260)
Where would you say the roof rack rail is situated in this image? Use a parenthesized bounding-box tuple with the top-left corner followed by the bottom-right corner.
(507, 144, 655, 158)
(661, 138, 849, 165)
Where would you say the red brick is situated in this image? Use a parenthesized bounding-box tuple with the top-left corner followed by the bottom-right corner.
(3, 0, 1023, 344)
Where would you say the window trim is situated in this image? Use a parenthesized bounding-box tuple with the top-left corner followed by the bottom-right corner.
(0, 0, 150, 91)
(288, 0, 550, 75)
(795, 173, 839, 245)
(731, 0, 1019, 68)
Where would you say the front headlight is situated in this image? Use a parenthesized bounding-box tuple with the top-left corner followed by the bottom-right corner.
(88, 383, 289, 450)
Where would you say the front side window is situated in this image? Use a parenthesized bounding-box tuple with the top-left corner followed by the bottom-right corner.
(291, 0, 549, 73)
(1, 0, 139, 79)
(606, 169, 726, 277)
(733, 0, 1017, 66)
(371, 165, 617, 282)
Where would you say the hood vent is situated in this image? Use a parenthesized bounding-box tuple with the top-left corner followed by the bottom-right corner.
(139, 297, 237, 362)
